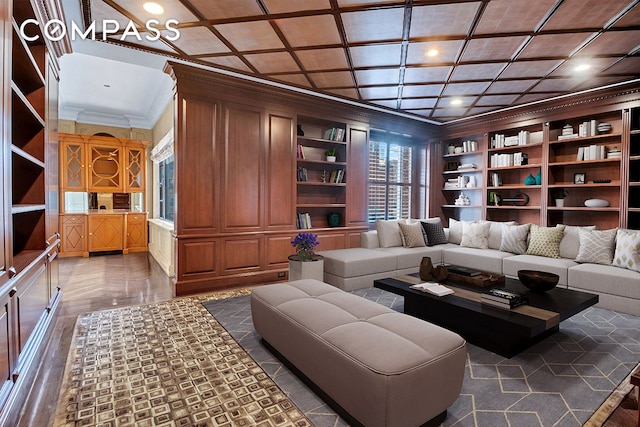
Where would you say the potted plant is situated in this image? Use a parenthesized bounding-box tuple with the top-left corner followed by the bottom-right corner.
(553, 189, 568, 207)
(291, 232, 319, 261)
(325, 148, 337, 162)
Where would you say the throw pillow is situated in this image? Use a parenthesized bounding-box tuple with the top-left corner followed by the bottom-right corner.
(421, 220, 448, 246)
(398, 221, 426, 248)
(612, 229, 640, 273)
(460, 221, 491, 249)
(559, 225, 597, 259)
(526, 224, 566, 258)
(376, 220, 403, 248)
(481, 220, 516, 250)
(499, 223, 531, 254)
(575, 228, 617, 265)
(449, 218, 474, 245)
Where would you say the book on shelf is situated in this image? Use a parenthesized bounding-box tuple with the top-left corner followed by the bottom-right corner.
(297, 167, 308, 181)
(410, 282, 454, 297)
(448, 266, 482, 277)
(323, 127, 345, 142)
(297, 144, 306, 159)
(328, 169, 345, 183)
(296, 212, 312, 229)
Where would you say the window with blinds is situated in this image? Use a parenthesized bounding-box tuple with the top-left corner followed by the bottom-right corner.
(368, 131, 413, 222)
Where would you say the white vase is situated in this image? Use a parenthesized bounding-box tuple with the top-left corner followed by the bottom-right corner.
(555, 199, 564, 207)
(326, 156, 336, 162)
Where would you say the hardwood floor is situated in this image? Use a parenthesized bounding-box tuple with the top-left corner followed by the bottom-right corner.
(14, 253, 639, 426)
(16, 253, 175, 427)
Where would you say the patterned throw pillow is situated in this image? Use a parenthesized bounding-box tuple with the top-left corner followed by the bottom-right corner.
(460, 221, 491, 249)
(575, 228, 617, 265)
(612, 229, 640, 272)
(499, 223, 531, 254)
(526, 224, 566, 258)
(421, 220, 448, 246)
(398, 221, 426, 248)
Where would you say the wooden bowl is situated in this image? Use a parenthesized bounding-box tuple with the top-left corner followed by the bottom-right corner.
(517, 270, 559, 293)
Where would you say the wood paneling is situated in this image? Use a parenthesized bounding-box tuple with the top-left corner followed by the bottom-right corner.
(15, 263, 48, 354)
(88, 215, 123, 252)
(347, 126, 368, 225)
(221, 237, 262, 274)
(222, 103, 263, 232)
(316, 232, 347, 251)
(176, 98, 219, 235)
(60, 214, 86, 256)
(266, 113, 295, 230)
(125, 213, 147, 252)
(178, 238, 218, 278)
(266, 235, 295, 268)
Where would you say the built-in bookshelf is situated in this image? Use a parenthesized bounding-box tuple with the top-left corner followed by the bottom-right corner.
(295, 116, 348, 229)
(441, 134, 484, 221)
(629, 107, 640, 230)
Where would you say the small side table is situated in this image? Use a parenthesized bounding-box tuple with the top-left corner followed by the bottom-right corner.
(288, 255, 324, 282)
(631, 367, 640, 427)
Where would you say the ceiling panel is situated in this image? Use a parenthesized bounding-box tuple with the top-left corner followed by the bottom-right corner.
(342, 8, 405, 43)
(78, 0, 640, 124)
(214, 21, 284, 52)
(350, 44, 402, 68)
(276, 15, 343, 47)
(474, 0, 558, 34)
(410, 3, 480, 38)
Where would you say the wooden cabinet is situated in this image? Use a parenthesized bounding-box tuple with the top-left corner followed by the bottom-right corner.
(125, 213, 148, 252)
(125, 145, 145, 192)
(88, 215, 124, 252)
(627, 107, 640, 230)
(60, 214, 87, 257)
(88, 141, 123, 192)
(60, 135, 86, 191)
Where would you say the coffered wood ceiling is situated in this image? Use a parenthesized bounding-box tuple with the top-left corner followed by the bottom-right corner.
(83, 0, 640, 123)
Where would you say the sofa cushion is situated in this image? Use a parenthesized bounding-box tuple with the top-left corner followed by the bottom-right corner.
(460, 221, 491, 249)
(376, 245, 449, 270)
(443, 247, 513, 274)
(376, 220, 403, 248)
(319, 248, 397, 277)
(360, 230, 380, 249)
(398, 220, 426, 248)
(569, 263, 640, 300)
(612, 228, 640, 273)
(526, 224, 566, 258)
(503, 254, 577, 286)
(500, 223, 530, 255)
(481, 220, 516, 250)
(575, 228, 617, 265)
(559, 225, 596, 259)
(448, 218, 471, 245)
(421, 220, 448, 246)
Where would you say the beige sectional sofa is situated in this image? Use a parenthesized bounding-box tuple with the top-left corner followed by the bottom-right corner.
(318, 219, 640, 317)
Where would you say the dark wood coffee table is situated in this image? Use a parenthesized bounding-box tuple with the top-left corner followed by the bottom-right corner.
(374, 274, 599, 358)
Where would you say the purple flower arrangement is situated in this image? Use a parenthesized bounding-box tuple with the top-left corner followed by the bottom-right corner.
(291, 232, 319, 261)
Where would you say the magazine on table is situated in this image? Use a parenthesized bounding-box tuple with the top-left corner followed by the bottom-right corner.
(410, 282, 454, 297)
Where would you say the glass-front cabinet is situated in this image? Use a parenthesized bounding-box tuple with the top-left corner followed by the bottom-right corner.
(89, 142, 123, 192)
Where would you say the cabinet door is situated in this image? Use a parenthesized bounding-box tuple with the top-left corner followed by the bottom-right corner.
(60, 215, 86, 256)
(60, 139, 86, 191)
(126, 213, 147, 250)
(88, 215, 123, 252)
(0, 290, 12, 407)
(88, 144, 123, 192)
(125, 145, 145, 193)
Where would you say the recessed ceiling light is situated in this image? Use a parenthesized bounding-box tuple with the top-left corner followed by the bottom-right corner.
(143, 2, 164, 14)
(103, 84, 111, 88)
(574, 64, 591, 72)
(451, 99, 463, 106)
(426, 49, 439, 57)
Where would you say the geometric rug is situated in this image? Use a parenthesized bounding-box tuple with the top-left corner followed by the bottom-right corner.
(204, 287, 640, 427)
(54, 290, 313, 427)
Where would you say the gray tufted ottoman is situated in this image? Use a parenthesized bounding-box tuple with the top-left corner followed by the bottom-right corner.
(251, 279, 466, 427)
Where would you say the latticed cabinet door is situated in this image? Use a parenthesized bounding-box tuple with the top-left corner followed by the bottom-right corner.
(125, 145, 145, 193)
(61, 139, 86, 191)
(89, 143, 123, 192)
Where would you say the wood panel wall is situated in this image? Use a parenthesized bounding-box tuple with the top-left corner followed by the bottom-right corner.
(165, 62, 439, 295)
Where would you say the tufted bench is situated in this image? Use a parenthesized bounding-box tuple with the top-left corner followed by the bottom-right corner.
(251, 279, 467, 427)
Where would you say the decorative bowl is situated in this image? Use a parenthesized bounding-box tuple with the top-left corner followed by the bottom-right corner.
(584, 198, 609, 207)
(597, 122, 612, 133)
(518, 270, 559, 293)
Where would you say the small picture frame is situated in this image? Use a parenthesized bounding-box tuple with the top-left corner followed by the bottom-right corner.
(574, 172, 586, 184)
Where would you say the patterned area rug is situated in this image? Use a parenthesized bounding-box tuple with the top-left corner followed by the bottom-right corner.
(54, 289, 313, 427)
(204, 287, 640, 427)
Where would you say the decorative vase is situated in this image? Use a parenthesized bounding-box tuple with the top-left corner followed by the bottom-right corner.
(327, 212, 340, 227)
(535, 169, 541, 185)
(297, 124, 304, 136)
(524, 173, 536, 185)
(326, 155, 336, 162)
(419, 257, 434, 281)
